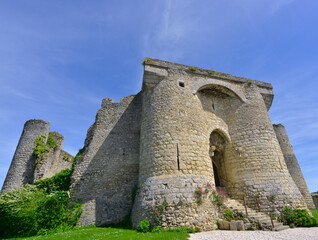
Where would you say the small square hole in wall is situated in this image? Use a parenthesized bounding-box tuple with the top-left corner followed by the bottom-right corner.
(179, 81, 185, 87)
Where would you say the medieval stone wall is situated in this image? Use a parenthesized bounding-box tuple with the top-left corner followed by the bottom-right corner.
(2, 120, 74, 192)
(71, 94, 142, 226)
(34, 132, 74, 182)
(273, 124, 315, 209)
(2, 119, 50, 192)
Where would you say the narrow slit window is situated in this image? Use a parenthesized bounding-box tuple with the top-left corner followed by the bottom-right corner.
(179, 82, 185, 87)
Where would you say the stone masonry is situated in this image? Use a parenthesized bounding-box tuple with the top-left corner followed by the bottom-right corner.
(273, 124, 315, 209)
(1, 58, 313, 230)
(2, 120, 73, 192)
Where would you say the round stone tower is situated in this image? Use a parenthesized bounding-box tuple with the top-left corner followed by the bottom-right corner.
(1, 119, 50, 192)
(273, 124, 315, 209)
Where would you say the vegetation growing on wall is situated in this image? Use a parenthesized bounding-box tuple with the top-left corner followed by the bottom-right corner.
(46, 134, 58, 149)
(33, 135, 49, 160)
(0, 147, 86, 238)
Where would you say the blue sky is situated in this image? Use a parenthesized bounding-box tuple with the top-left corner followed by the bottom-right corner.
(0, 0, 317, 192)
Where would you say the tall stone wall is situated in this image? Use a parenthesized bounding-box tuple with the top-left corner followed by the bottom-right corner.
(2, 119, 50, 192)
(34, 132, 74, 182)
(71, 94, 142, 226)
(273, 124, 315, 209)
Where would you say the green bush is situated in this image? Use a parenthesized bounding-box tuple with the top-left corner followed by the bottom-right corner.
(35, 169, 72, 193)
(33, 135, 49, 159)
(283, 207, 317, 227)
(224, 208, 233, 219)
(137, 219, 151, 232)
(0, 185, 82, 238)
(46, 134, 58, 149)
(0, 147, 87, 238)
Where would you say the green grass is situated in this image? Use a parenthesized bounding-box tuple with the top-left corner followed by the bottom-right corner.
(10, 226, 189, 240)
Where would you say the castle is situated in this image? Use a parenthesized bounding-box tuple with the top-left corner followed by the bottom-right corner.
(2, 58, 315, 230)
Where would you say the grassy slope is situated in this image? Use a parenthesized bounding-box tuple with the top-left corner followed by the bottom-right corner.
(11, 226, 189, 240)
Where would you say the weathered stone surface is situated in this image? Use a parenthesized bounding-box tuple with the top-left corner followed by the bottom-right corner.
(274, 124, 315, 209)
(2, 119, 50, 192)
(237, 220, 245, 231)
(230, 221, 237, 230)
(219, 220, 230, 230)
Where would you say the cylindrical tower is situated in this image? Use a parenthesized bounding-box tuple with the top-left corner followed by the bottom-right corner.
(1, 119, 50, 192)
(273, 124, 315, 209)
(224, 84, 307, 212)
(132, 64, 223, 230)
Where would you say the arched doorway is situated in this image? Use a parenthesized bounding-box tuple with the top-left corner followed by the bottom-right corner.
(209, 131, 227, 188)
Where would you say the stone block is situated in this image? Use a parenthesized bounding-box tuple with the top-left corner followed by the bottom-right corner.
(230, 221, 237, 231)
(237, 220, 245, 231)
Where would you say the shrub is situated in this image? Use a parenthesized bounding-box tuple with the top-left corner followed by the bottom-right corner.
(35, 169, 72, 193)
(152, 226, 162, 232)
(153, 201, 168, 225)
(211, 187, 227, 207)
(0, 185, 82, 238)
(283, 207, 317, 227)
(33, 135, 49, 160)
(188, 66, 197, 72)
(46, 134, 58, 149)
(137, 219, 151, 232)
(224, 208, 233, 219)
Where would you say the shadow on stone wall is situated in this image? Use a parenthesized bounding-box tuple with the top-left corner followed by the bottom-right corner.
(71, 94, 142, 226)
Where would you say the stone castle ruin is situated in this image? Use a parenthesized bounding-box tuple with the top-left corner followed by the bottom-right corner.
(2, 58, 315, 230)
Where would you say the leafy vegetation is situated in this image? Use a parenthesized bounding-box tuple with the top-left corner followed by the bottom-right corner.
(223, 208, 245, 221)
(188, 66, 197, 72)
(311, 208, 318, 220)
(137, 219, 151, 233)
(283, 207, 317, 227)
(0, 147, 86, 238)
(35, 169, 72, 193)
(46, 134, 58, 149)
(153, 201, 168, 225)
(33, 135, 49, 160)
(208, 70, 216, 74)
(0, 185, 82, 238)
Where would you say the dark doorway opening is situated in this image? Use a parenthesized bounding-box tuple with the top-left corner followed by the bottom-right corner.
(213, 162, 220, 187)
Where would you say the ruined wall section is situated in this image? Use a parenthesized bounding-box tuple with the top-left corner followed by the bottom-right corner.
(273, 124, 315, 209)
(34, 132, 74, 182)
(2, 119, 50, 192)
(71, 94, 142, 226)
